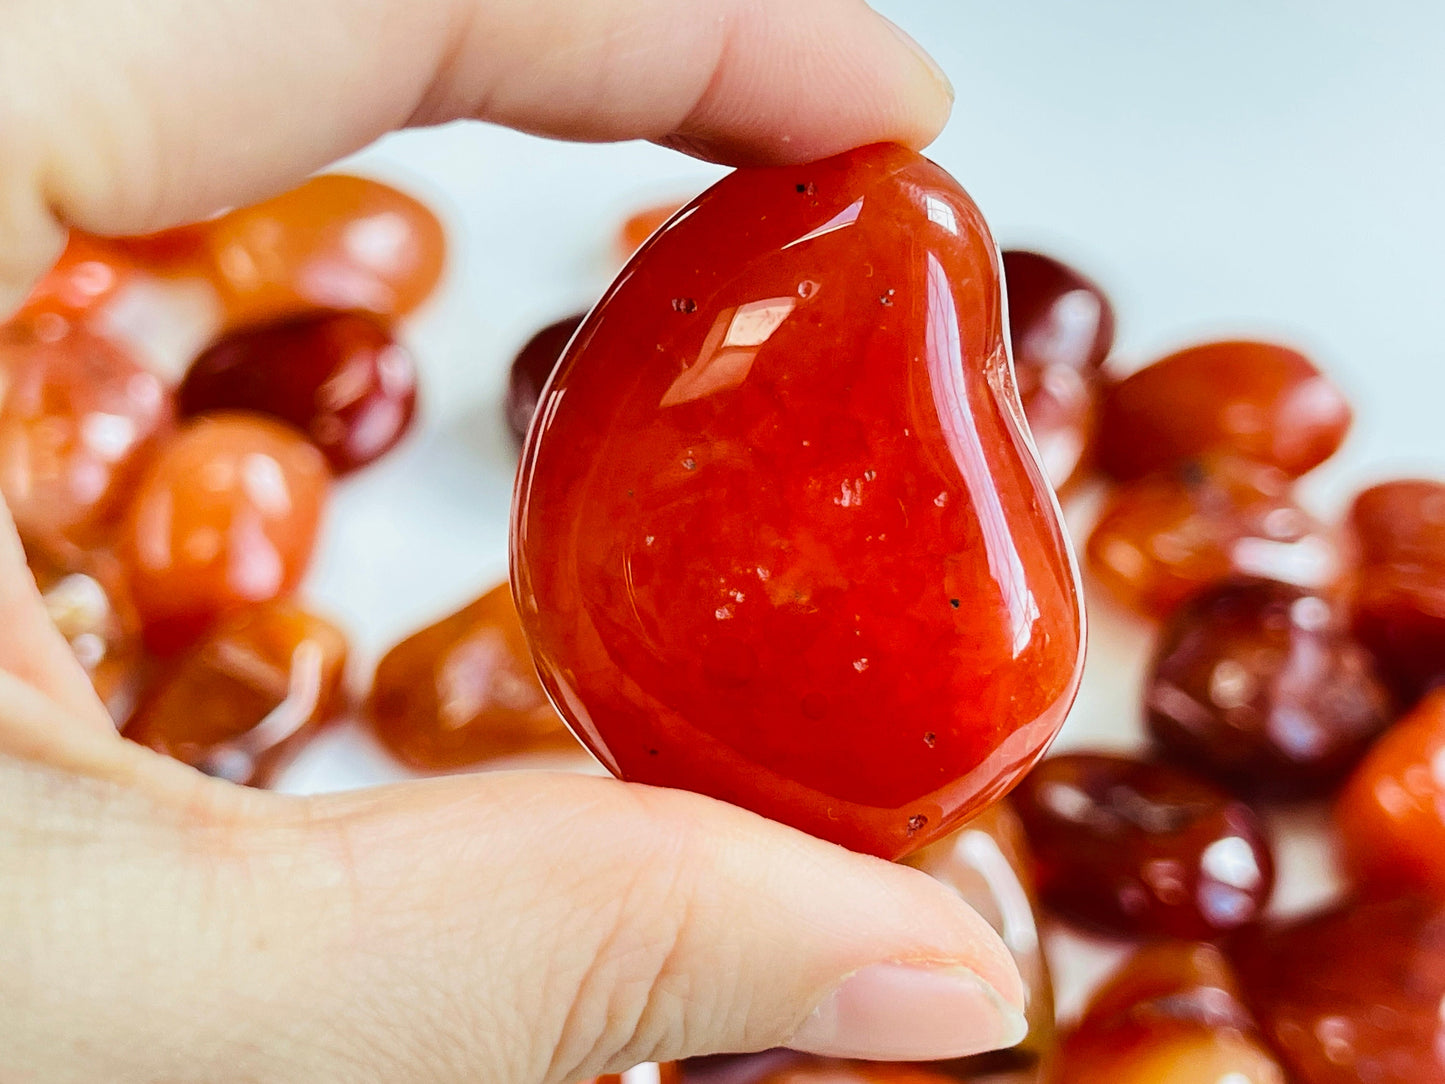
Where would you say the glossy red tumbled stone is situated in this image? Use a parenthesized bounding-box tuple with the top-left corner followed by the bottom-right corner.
(1337, 689, 1445, 895)
(1056, 942, 1286, 1084)
(505, 313, 584, 444)
(1012, 752, 1274, 939)
(1345, 479, 1445, 703)
(1001, 251, 1114, 492)
(124, 601, 347, 785)
(1231, 895, 1445, 1084)
(120, 414, 330, 652)
(679, 1055, 961, 1084)
(1146, 578, 1394, 799)
(513, 143, 1084, 860)
(178, 311, 418, 473)
(367, 582, 574, 771)
(0, 326, 174, 554)
(1001, 250, 1114, 374)
(1086, 454, 1339, 618)
(1098, 341, 1352, 481)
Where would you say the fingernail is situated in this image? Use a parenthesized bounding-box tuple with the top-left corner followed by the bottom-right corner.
(879, 15, 955, 105)
(787, 963, 1028, 1061)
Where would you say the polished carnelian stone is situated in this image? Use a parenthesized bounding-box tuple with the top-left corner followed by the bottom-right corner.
(1086, 454, 1339, 618)
(130, 175, 446, 325)
(14, 233, 134, 326)
(367, 582, 573, 771)
(617, 200, 688, 262)
(123, 601, 347, 785)
(1146, 579, 1394, 799)
(1231, 896, 1445, 1083)
(119, 414, 329, 653)
(1001, 250, 1114, 491)
(178, 311, 418, 473)
(0, 326, 174, 554)
(1012, 753, 1274, 939)
(505, 313, 584, 444)
(1098, 341, 1351, 481)
(1345, 479, 1445, 703)
(513, 143, 1084, 860)
(1002, 250, 1114, 374)
(905, 803, 1054, 1076)
(1056, 942, 1286, 1084)
(1337, 690, 1445, 895)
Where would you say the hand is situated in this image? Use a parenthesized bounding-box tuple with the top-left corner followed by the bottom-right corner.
(0, 3, 1029, 1082)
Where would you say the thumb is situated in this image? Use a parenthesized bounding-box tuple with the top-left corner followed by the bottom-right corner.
(240, 772, 1027, 1082)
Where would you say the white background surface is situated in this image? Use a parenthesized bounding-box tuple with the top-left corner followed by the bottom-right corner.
(245, 0, 1445, 1023)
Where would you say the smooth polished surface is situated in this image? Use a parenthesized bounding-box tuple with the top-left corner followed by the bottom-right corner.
(1012, 752, 1275, 938)
(1145, 578, 1393, 799)
(120, 414, 330, 652)
(1337, 689, 1445, 895)
(513, 143, 1083, 859)
(1086, 454, 1339, 618)
(505, 313, 584, 445)
(0, 326, 174, 555)
(1099, 341, 1351, 480)
(367, 581, 573, 771)
(1232, 895, 1445, 1084)
(1346, 479, 1445, 704)
(13, 233, 135, 326)
(124, 601, 348, 786)
(178, 310, 418, 473)
(1056, 942, 1285, 1084)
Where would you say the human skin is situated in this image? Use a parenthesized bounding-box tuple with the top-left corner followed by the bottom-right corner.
(0, 2, 1033, 1082)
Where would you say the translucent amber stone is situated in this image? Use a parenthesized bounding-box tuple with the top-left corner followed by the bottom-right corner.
(505, 313, 584, 444)
(1337, 689, 1445, 894)
(122, 175, 446, 325)
(178, 311, 418, 473)
(1145, 578, 1394, 799)
(514, 143, 1084, 860)
(905, 803, 1054, 1076)
(1056, 942, 1286, 1084)
(1231, 896, 1445, 1084)
(123, 600, 347, 785)
(367, 582, 573, 771)
(0, 326, 174, 554)
(1098, 341, 1351, 481)
(1086, 454, 1339, 618)
(1011, 752, 1274, 939)
(1345, 479, 1445, 703)
(119, 414, 330, 652)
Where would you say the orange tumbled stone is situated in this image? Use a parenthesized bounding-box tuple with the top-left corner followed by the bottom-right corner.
(1337, 689, 1445, 895)
(13, 233, 135, 327)
(31, 550, 142, 717)
(1098, 340, 1351, 481)
(1086, 454, 1339, 618)
(514, 143, 1084, 860)
(123, 600, 347, 785)
(123, 175, 447, 325)
(119, 414, 330, 653)
(0, 326, 174, 554)
(616, 200, 687, 261)
(368, 582, 574, 771)
(1056, 942, 1286, 1084)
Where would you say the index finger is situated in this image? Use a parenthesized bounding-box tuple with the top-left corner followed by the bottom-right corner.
(0, 0, 952, 306)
